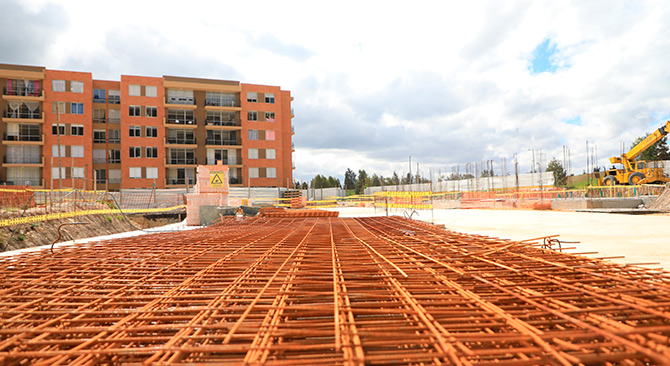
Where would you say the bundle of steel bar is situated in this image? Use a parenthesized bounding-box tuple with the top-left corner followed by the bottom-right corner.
(1, 216, 669, 365)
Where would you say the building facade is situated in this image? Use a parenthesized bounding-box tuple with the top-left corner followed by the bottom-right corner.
(0, 64, 294, 189)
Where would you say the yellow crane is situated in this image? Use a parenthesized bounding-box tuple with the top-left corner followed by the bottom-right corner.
(600, 121, 670, 185)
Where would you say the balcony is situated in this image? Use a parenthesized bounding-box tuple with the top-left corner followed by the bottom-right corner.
(108, 137, 121, 143)
(205, 119, 241, 129)
(108, 96, 120, 104)
(166, 137, 197, 147)
(292, 142, 295, 151)
(164, 117, 197, 128)
(166, 157, 197, 166)
(291, 124, 295, 134)
(166, 178, 196, 186)
(109, 177, 121, 184)
(3, 109, 44, 122)
(93, 158, 106, 164)
(229, 176, 243, 186)
(3, 156, 44, 167)
(93, 117, 106, 124)
(3, 133, 44, 145)
(109, 117, 120, 124)
(165, 96, 196, 108)
(291, 108, 295, 117)
(205, 138, 240, 147)
(206, 157, 243, 165)
(93, 96, 106, 103)
(3, 87, 43, 101)
(3, 176, 41, 186)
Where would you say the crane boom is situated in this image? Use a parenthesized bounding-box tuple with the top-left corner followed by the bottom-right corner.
(610, 121, 670, 165)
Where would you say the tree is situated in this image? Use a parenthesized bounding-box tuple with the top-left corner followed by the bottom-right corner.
(301, 182, 308, 190)
(355, 170, 368, 194)
(344, 169, 356, 190)
(392, 171, 400, 185)
(630, 135, 670, 161)
(371, 174, 381, 187)
(546, 158, 567, 186)
(480, 169, 494, 177)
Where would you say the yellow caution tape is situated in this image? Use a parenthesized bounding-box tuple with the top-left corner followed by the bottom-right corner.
(0, 204, 185, 228)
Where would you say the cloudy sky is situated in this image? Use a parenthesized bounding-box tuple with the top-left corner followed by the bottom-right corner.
(3, 0, 670, 183)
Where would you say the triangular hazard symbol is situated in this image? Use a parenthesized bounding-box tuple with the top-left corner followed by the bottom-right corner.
(211, 174, 223, 184)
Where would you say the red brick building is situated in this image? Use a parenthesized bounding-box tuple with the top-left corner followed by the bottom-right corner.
(0, 64, 294, 189)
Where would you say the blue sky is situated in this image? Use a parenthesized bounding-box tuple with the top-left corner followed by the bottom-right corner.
(3, 0, 670, 182)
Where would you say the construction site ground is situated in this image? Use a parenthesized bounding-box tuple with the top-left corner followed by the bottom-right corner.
(336, 207, 670, 270)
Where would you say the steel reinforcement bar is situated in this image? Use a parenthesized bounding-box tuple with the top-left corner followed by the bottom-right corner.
(1, 216, 669, 365)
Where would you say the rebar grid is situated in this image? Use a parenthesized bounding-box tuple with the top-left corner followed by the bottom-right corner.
(1, 216, 670, 365)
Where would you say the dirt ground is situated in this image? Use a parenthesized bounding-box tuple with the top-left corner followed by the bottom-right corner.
(335, 207, 670, 271)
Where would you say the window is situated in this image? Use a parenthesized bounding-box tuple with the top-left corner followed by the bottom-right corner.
(71, 145, 84, 158)
(265, 112, 275, 122)
(95, 169, 106, 183)
(108, 129, 121, 143)
(93, 149, 106, 164)
(145, 106, 157, 117)
(93, 109, 106, 123)
(205, 91, 236, 107)
(129, 167, 142, 179)
(267, 167, 277, 178)
(167, 109, 194, 124)
(71, 125, 84, 136)
(129, 146, 141, 158)
(129, 84, 141, 96)
(146, 167, 158, 179)
(266, 130, 276, 141)
(73, 167, 84, 179)
(248, 148, 259, 159)
(93, 89, 106, 103)
(109, 90, 120, 104)
(146, 86, 157, 97)
(166, 89, 194, 105)
(51, 167, 66, 179)
(129, 105, 141, 117)
(93, 130, 106, 143)
(247, 92, 257, 103)
(70, 103, 83, 115)
(109, 149, 121, 163)
(109, 109, 121, 123)
(52, 101, 65, 114)
(71, 81, 84, 93)
(145, 126, 157, 137)
(248, 111, 258, 121)
(52, 145, 66, 157)
(52, 124, 65, 135)
(146, 147, 158, 158)
(266, 148, 276, 159)
(249, 167, 259, 178)
(52, 80, 65, 92)
(109, 169, 121, 183)
(129, 126, 141, 137)
(265, 93, 275, 103)
(248, 129, 259, 140)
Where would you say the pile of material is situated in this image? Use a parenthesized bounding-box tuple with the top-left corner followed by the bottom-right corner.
(647, 182, 670, 211)
(1, 216, 669, 365)
(259, 207, 338, 217)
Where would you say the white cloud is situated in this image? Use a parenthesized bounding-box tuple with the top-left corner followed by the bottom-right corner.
(6, 0, 670, 182)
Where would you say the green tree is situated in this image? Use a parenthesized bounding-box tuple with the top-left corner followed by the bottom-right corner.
(344, 169, 357, 190)
(371, 174, 381, 187)
(355, 170, 368, 194)
(630, 135, 670, 161)
(392, 171, 400, 185)
(546, 158, 567, 186)
(301, 182, 308, 190)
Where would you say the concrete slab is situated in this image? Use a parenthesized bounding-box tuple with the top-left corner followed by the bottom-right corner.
(334, 207, 670, 270)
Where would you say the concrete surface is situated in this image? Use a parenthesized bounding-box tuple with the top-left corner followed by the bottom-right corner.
(335, 207, 670, 271)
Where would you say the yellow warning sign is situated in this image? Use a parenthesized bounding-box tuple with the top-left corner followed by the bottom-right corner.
(210, 171, 225, 187)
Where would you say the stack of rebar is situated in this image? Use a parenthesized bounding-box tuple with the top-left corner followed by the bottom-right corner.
(1, 216, 669, 365)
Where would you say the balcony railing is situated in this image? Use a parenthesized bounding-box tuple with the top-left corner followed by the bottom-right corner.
(206, 157, 243, 165)
(93, 117, 106, 123)
(93, 96, 106, 103)
(291, 125, 295, 133)
(3, 109, 42, 120)
(109, 158, 121, 164)
(206, 139, 239, 146)
(4, 177, 41, 186)
(109, 117, 120, 124)
(108, 137, 121, 143)
(292, 142, 295, 149)
(167, 178, 195, 185)
(229, 176, 242, 185)
(167, 157, 197, 165)
(93, 138, 106, 144)
(3, 133, 42, 142)
(3, 87, 42, 97)
(205, 119, 240, 127)
(166, 118, 196, 125)
(108, 96, 120, 104)
(4, 156, 42, 164)
(93, 158, 106, 164)
(166, 96, 195, 105)
(205, 100, 237, 107)
(109, 178, 121, 184)
(166, 137, 197, 145)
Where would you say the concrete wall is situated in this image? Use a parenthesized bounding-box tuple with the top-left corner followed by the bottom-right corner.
(365, 172, 555, 194)
(303, 187, 346, 200)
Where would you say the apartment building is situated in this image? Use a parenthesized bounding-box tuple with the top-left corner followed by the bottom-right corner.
(0, 63, 294, 189)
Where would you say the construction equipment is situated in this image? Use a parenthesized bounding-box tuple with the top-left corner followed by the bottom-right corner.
(599, 121, 670, 185)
